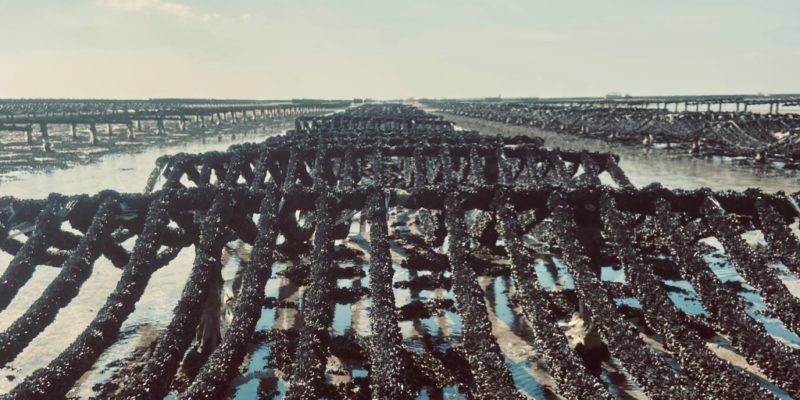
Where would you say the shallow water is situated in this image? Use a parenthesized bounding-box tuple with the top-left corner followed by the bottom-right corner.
(0, 121, 290, 396)
(0, 122, 289, 198)
(444, 114, 800, 193)
(1, 115, 799, 397)
(701, 237, 800, 347)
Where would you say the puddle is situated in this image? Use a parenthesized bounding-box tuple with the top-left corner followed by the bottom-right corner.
(701, 238, 800, 346)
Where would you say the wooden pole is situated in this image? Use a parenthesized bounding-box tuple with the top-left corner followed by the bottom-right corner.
(126, 122, 135, 139)
(40, 123, 51, 151)
(88, 123, 99, 145)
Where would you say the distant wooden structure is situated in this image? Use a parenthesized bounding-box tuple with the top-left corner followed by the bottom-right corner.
(0, 99, 350, 151)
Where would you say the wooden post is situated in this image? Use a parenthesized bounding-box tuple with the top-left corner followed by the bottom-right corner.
(136, 120, 143, 131)
(736, 103, 740, 113)
(755, 150, 767, 163)
(107, 123, 113, 136)
(40, 123, 51, 151)
(70, 123, 78, 139)
(88, 123, 99, 145)
(744, 103, 748, 112)
(126, 122, 135, 139)
(718, 101, 722, 112)
(25, 125, 33, 145)
(775, 103, 780, 114)
(642, 133, 653, 147)
(157, 119, 165, 135)
(689, 137, 700, 155)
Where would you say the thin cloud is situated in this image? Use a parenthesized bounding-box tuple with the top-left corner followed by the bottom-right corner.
(99, 0, 252, 22)
(100, 0, 192, 18)
(201, 12, 226, 22)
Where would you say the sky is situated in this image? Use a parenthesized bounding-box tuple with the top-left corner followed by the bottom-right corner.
(0, 0, 798, 99)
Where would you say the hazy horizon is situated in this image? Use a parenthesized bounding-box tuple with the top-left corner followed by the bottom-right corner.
(2, 1, 798, 99)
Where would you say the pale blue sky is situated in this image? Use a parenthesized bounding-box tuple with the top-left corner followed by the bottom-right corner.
(0, 1, 798, 99)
